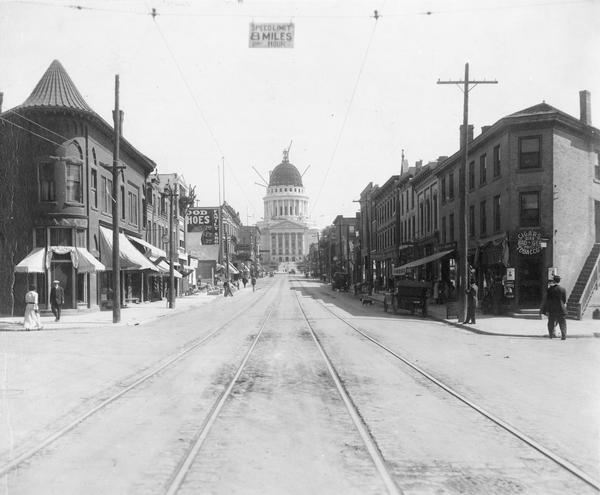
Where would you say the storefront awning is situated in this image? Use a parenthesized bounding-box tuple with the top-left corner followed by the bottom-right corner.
(394, 249, 455, 274)
(126, 235, 166, 258)
(99, 227, 159, 271)
(156, 260, 182, 278)
(228, 262, 239, 275)
(14, 246, 105, 273)
(14, 248, 46, 273)
(74, 247, 106, 273)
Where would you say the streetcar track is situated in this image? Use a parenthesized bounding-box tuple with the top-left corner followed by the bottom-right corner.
(164, 296, 280, 495)
(294, 288, 402, 495)
(294, 279, 600, 492)
(0, 282, 275, 479)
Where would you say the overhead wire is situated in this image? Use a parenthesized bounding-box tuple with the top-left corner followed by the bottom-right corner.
(309, 13, 378, 218)
(0, 116, 67, 148)
(151, 15, 257, 216)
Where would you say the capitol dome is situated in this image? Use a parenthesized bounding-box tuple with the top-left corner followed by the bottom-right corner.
(268, 152, 303, 187)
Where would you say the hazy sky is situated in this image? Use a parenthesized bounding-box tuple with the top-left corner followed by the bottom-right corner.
(1, 0, 598, 228)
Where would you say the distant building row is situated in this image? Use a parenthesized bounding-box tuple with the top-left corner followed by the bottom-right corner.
(311, 91, 600, 318)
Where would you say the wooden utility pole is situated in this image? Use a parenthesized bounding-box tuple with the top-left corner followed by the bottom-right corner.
(437, 63, 497, 321)
(111, 75, 124, 324)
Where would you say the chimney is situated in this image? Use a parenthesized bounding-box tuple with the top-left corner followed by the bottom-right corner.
(415, 160, 423, 170)
(481, 125, 491, 135)
(437, 156, 448, 163)
(460, 124, 474, 148)
(580, 90, 591, 126)
(0, 92, 3, 113)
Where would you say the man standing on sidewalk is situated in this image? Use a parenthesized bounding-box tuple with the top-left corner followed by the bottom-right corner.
(50, 280, 65, 321)
(544, 275, 567, 340)
(463, 278, 478, 324)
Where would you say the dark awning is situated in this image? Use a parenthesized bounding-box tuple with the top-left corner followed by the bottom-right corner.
(393, 249, 455, 274)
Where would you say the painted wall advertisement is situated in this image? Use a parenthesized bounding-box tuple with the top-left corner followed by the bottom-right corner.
(186, 208, 219, 245)
(249, 22, 295, 48)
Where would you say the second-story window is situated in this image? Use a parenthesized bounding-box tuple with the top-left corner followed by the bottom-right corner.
(493, 195, 501, 232)
(66, 162, 82, 203)
(493, 145, 501, 177)
(441, 216, 447, 244)
(595, 150, 600, 180)
(469, 161, 475, 190)
(121, 185, 126, 220)
(448, 172, 455, 200)
(480, 200, 487, 235)
(449, 213, 455, 242)
(90, 169, 98, 209)
(101, 177, 112, 214)
(469, 205, 475, 237)
(519, 136, 541, 169)
(441, 176, 446, 203)
(520, 191, 540, 226)
(39, 162, 55, 201)
(480, 154, 487, 185)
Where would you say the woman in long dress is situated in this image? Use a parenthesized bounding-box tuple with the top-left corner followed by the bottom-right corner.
(23, 285, 42, 330)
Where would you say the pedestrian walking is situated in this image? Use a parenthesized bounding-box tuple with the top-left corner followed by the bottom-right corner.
(463, 278, 478, 324)
(223, 280, 234, 297)
(251, 276, 256, 292)
(50, 280, 65, 321)
(242, 276, 248, 288)
(23, 285, 43, 330)
(541, 274, 567, 339)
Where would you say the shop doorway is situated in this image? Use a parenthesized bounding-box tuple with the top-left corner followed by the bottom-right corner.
(51, 261, 74, 309)
(518, 257, 542, 308)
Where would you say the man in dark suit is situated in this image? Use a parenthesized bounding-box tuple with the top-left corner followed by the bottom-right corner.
(544, 275, 567, 340)
(50, 280, 65, 321)
(463, 278, 478, 324)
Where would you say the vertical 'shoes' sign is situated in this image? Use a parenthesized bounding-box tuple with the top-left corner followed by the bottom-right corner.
(249, 23, 294, 48)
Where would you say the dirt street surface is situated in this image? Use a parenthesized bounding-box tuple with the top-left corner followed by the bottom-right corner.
(1, 274, 598, 494)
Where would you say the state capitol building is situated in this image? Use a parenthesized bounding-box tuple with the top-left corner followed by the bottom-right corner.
(257, 150, 318, 271)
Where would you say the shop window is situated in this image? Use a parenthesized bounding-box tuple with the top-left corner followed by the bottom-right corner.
(76, 229, 86, 247)
(50, 228, 73, 246)
(35, 227, 47, 247)
(479, 154, 487, 185)
(480, 200, 487, 235)
(493, 195, 501, 232)
(469, 205, 475, 237)
(468, 161, 475, 190)
(90, 169, 98, 209)
(493, 145, 501, 177)
(519, 136, 541, 169)
(39, 162, 55, 201)
(519, 191, 540, 226)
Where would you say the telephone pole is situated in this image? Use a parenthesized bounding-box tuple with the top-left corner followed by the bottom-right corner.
(437, 63, 497, 321)
(111, 75, 124, 324)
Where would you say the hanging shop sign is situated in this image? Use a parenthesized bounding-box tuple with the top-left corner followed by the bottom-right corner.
(516, 230, 542, 255)
(249, 22, 295, 48)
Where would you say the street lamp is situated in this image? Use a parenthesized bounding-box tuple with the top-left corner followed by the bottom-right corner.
(163, 182, 178, 309)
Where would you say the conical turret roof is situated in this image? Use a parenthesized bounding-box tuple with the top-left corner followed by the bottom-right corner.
(18, 59, 93, 112)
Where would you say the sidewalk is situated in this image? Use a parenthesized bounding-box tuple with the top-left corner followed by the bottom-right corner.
(355, 291, 600, 339)
(0, 291, 221, 332)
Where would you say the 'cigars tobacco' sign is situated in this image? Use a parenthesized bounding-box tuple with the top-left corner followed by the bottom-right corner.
(516, 230, 542, 255)
(249, 23, 294, 48)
